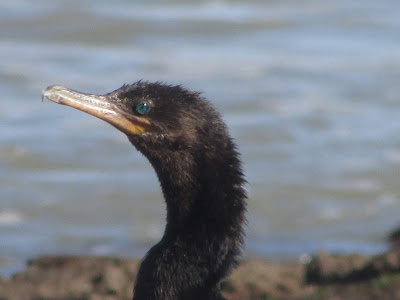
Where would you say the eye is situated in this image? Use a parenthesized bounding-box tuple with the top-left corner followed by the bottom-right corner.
(136, 102, 150, 114)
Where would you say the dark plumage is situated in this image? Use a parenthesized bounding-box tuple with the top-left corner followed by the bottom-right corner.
(43, 81, 247, 300)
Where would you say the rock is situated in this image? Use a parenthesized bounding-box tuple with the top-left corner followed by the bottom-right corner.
(0, 256, 140, 300)
(1, 251, 400, 299)
(306, 249, 400, 284)
(306, 250, 369, 283)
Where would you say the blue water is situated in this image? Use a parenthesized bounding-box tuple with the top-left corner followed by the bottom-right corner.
(1, 0, 400, 275)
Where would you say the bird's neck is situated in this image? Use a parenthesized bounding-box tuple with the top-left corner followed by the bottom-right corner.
(132, 138, 246, 300)
(152, 146, 245, 231)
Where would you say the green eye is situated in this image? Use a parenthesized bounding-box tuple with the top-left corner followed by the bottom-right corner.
(136, 103, 150, 114)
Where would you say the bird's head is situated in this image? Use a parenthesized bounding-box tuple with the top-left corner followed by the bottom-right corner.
(43, 81, 225, 155)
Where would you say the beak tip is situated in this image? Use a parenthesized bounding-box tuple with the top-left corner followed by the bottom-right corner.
(42, 85, 65, 103)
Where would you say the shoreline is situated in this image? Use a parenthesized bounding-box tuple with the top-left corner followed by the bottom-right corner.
(1, 246, 400, 299)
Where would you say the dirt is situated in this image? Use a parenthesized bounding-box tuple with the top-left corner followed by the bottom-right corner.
(1, 242, 400, 300)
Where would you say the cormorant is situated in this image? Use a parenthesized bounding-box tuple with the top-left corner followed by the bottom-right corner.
(43, 81, 247, 300)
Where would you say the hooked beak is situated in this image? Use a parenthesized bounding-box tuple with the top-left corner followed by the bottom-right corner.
(42, 85, 151, 135)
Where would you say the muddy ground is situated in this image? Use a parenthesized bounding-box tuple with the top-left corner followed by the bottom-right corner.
(1, 245, 400, 299)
